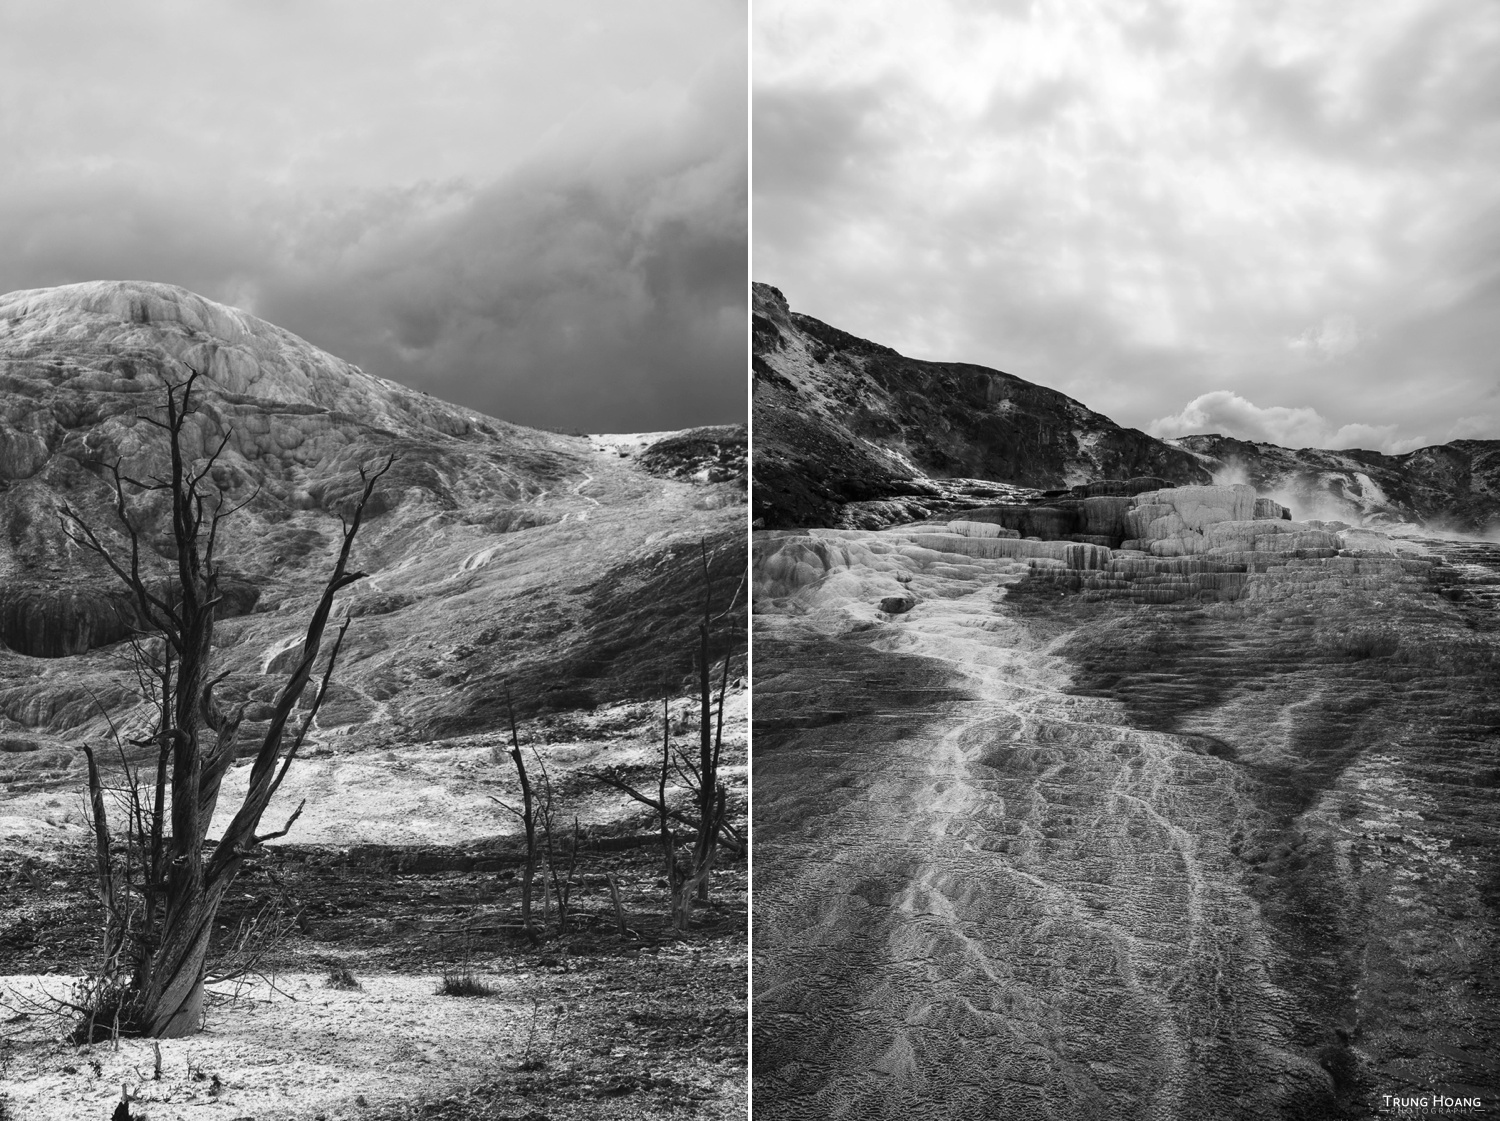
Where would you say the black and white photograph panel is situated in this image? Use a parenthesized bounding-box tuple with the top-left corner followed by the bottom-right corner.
(751, 1, 1499, 1118)
(0, 2, 748, 1118)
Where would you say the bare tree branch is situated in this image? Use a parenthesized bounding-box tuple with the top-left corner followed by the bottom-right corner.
(207, 460, 390, 885)
(583, 769, 744, 854)
(251, 799, 306, 847)
(80, 745, 121, 960)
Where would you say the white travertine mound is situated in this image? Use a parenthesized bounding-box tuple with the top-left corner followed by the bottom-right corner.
(753, 536, 867, 594)
(1126, 484, 1257, 539)
(901, 533, 1112, 570)
(1138, 519, 1341, 558)
(946, 520, 1020, 539)
(754, 529, 1046, 631)
(0, 280, 746, 680)
(1120, 484, 1342, 559)
(756, 481, 1451, 628)
(1338, 528, 1416, 556)
(0, 281, 505, 465)
(1128, 506, 1190, 542)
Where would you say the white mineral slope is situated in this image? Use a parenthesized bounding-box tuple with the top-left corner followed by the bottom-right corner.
(0, 280, 747, 774)
(752, 512, 1500, 1119)
(0, 692, 748, 854)
(753, 533, 1316, 1118)
(0, 280, 499, 445)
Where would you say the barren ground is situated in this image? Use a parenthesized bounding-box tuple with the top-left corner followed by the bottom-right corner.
(0, 701, 748, 1121)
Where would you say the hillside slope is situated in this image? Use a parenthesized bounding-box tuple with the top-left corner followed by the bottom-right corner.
(0, 281, 746, 774)
(752, 282, 1210, 527)
(753, 282, 1500, 535)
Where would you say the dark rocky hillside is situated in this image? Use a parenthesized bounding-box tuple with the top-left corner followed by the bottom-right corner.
(753, 282, 1500, 536)
(752, 282, 1209, 528)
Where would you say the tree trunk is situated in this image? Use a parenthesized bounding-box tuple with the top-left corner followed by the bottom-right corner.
(143, 946, 208, 1039)
(605, 872, 627, 935)
(694, 848, 714, 903)
(501, 691, 541, 944)
(674, 785, 725, 930)
(138, 874, 230, 1037)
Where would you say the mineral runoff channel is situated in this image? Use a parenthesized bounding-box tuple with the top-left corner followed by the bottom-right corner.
(752, 482, 1500, 1120)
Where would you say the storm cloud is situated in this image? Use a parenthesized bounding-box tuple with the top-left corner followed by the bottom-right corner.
(0, 1, 747, 433)
(754, 0, 1500, 452)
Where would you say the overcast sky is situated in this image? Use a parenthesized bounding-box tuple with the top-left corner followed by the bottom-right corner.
(755, 0, 1500, 454)
(0, 1, 746, 433)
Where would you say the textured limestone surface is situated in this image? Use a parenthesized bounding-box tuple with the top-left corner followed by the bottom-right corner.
(753, 510, 1500, 1118)
(0, 281, 745, 788)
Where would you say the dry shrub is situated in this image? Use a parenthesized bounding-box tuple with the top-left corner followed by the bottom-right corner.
(68, 974, 148, 1045)
(437, 968, 495, 998)
(324, 962, 361, 991)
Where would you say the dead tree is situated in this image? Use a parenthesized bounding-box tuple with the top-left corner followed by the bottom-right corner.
(490, 687, 540, 944)
(677, 540, 740, 921)
(529, 748, 580, 935)
(489, 687, 585, 941)
(59, 372, 391, 1038)
(588, 538, 743, 930)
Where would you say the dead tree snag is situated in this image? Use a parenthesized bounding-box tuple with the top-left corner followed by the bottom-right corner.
(59, 372, 391, 1038)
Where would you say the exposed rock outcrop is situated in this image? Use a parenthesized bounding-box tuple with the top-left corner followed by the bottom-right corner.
(0, 572, 259, 658)
(637, 424, 747, 485)
(0, 587, 135, 658)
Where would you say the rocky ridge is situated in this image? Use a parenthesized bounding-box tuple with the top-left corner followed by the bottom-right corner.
(753, 484, 1499, 1118)
(753, 282, 1500, 536)
(751, 283, 1210, 529)
(0, 281, 746, 791)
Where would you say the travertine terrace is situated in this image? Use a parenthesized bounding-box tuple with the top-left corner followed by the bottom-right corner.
(753, 483, 1499, 1119)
